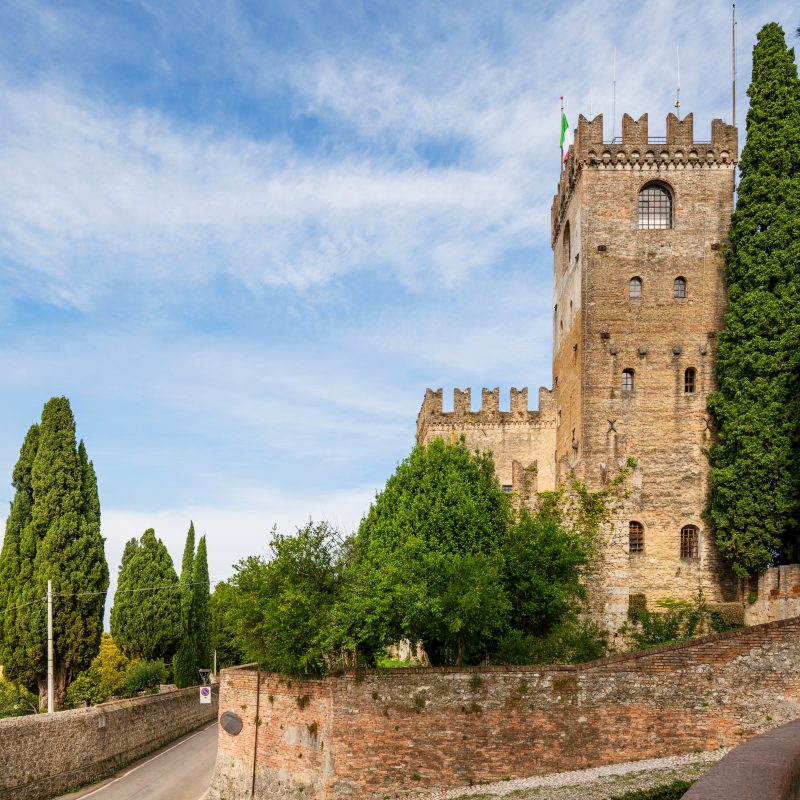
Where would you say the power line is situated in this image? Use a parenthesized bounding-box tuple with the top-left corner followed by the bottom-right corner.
(1, 597, 46, 615)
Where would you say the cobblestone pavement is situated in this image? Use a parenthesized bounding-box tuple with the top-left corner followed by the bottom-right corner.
(418, 749, 729, 800)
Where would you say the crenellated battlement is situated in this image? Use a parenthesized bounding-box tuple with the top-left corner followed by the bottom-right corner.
(551, 112, 738, 243)
(416, 387, 555, 439)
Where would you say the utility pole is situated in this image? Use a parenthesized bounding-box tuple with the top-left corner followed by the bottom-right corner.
(47, 579, 54, 715)
(213, 649, 217, 679)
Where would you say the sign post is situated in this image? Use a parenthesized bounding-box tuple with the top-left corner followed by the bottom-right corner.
(200, 686, 211, 705)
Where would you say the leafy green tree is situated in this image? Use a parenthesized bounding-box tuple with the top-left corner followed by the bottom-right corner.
(172, 523, 197, 688)
(0, 398, 108, 708)
(110, 529, 181, 662)
(209, 581, 245, 668)
(338, 438, 511, 666)
(708, 23, 800, 575)
(231, 521, 342, 674)
(192, 536, 211, 671)
(65, 634, 136, 708)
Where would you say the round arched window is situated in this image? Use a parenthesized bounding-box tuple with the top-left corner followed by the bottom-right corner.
(622, 368, 635, 392)
(674, 276, 687, 298)
(629, 276, 643, 299)
(638, 183, 673, 229)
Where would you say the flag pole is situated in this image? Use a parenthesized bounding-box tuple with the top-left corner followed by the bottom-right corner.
(560, 96, 564, 171)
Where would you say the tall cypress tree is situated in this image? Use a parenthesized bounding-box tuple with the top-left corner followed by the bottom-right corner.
(708, 23, 800, 576)
(0, 399, 108, 707)
(172, 523, 197, 688)
(110, 529, 181, 662)
(192, 535, 211, 671)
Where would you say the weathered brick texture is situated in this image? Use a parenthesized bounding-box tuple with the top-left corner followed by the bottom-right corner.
(0, 686, 218, 800)
(209, 617, 800, 800)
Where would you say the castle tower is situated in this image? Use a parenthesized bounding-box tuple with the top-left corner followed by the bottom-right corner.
(551, 112, 740, 627)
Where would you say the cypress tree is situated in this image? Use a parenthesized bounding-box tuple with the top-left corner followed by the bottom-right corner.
(192, 536, 211, 671)
(110, 529, 182, 662)
(172, 523, 197, 688)
(0, 399, 108, 707)
(708, 23, 800, 576)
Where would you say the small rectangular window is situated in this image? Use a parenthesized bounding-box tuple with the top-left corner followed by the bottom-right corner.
(501, 485, 513, 493)
(680, 526, 699, 559)
(629, 522, 644, 554)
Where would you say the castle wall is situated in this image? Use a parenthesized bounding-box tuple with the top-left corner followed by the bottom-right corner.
(416, 387, 557, 493)
(209, 617, 800, 800)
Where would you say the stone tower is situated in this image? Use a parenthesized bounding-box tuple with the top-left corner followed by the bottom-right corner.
(551, 112, 739, 627)
(417, 110, 742, 632)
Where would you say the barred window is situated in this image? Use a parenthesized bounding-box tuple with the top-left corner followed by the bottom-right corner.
(680, 525, 699, 559)
(622, 368, 635, 392)
(629, 521, 644, 554)
(684, 367, 696, 394)
(638, 183, 673, 230)
(629, 276, 643, 299)
(674, 276, 687, 299)
(501, 485, 513, 493)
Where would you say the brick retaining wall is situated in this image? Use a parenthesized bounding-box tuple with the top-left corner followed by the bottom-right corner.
(0, 685, 218, 800)
(209, 617, 800, 799)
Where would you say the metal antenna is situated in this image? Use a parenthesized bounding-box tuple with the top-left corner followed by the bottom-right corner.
(674, 46, 681, 119)
(732, 4, 737, 126)
(612, 48, 617, 140)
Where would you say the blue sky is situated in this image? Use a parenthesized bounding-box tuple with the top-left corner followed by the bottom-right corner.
(1, 0, 797, 596)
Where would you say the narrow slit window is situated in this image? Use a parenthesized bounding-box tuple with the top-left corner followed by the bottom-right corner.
(629, 276, 643, 299)
(638, 183, 673, 230)
(684, 367, 696, 394)
(674, 276, 687, 299)
(622, 368, 635, 392)
(680, 525, 699, 559)
(629, 521, 644, 554)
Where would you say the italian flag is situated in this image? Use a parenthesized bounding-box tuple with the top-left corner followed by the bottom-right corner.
(560, 108, 572, 165)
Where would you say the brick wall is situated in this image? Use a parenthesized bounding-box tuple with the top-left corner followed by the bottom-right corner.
(0, 685, 218, 800)
(209, 617, 800, 800)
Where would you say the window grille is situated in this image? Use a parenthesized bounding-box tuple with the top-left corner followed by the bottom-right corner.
(638, 183, 673, 229)
(629, 276, 643, 299)
(501, 485, 513, 493)
(680, 526, 699, 558)
(629, 522, 644, 554)
(684, 368, 696, 393)
(674, 276, 687, 299)
(622, 368, 635, 392)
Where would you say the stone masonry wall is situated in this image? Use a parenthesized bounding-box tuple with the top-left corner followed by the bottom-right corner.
(745, 565, 800, 626)
(0, 685, 218, 800)
(209, 617, 800, 800)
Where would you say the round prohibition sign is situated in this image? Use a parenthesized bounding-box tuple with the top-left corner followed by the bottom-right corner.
(201, 687, 211, 697)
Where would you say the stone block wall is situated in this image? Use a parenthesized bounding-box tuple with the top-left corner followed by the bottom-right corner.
(209, 617, 800, 800)
(745, 565, 800, 626)
(0, 685, 218, 800)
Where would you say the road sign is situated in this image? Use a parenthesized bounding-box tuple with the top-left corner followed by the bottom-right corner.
(200, 686, 212, 705)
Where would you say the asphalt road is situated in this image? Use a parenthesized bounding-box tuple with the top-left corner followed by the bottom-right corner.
(55, 722, 218, 800)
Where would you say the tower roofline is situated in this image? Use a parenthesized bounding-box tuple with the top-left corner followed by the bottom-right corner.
(551, 112, 738, 246)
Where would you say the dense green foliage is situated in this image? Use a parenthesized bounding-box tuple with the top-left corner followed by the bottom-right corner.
(125, 660, 166, 695)
(223, 440, 620, 673)
(65, 634, 135, 708)
(0, 397, 108, 707)
(192, 536, 211, 671)
(209, 581, 246, 668)
(0, 676, 39, 718)
(231, 521, 342, 674)
(172, 523, 198, 688)
(110, 529, 181, 662)
(708, 23, 800, 576)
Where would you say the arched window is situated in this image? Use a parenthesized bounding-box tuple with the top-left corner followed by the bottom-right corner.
(563, 221, 571, 263)
(684, 367, 696, 394)
(622, 368, 635, 392)
(629, 276, 643, 299)
(629, 521, 644, 554)
(638, 183, 673, 229)
(674, 276, 687, 299)
(680, 525, 699, 559)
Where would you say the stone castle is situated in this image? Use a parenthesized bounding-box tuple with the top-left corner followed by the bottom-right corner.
(417, 111, 741, 630)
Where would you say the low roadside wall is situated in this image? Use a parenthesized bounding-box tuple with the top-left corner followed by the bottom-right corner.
(745, 565, 800, 626)
(209, 617, 800, 800)
(0, 685, 218, 800)
(684, 719, 800, 799)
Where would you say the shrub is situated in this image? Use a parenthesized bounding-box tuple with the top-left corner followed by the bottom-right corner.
(0, 677, 38, 718)
(65, 669, 103, 708)
(125, 660, 165, 695)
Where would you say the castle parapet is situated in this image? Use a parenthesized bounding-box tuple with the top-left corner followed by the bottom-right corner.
(416, 387, 555, 440)
(553, 111, 738, 244)
(743, 564, 800, 626)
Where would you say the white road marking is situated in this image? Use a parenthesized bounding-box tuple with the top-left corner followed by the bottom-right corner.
(75, 722, 217, 798)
